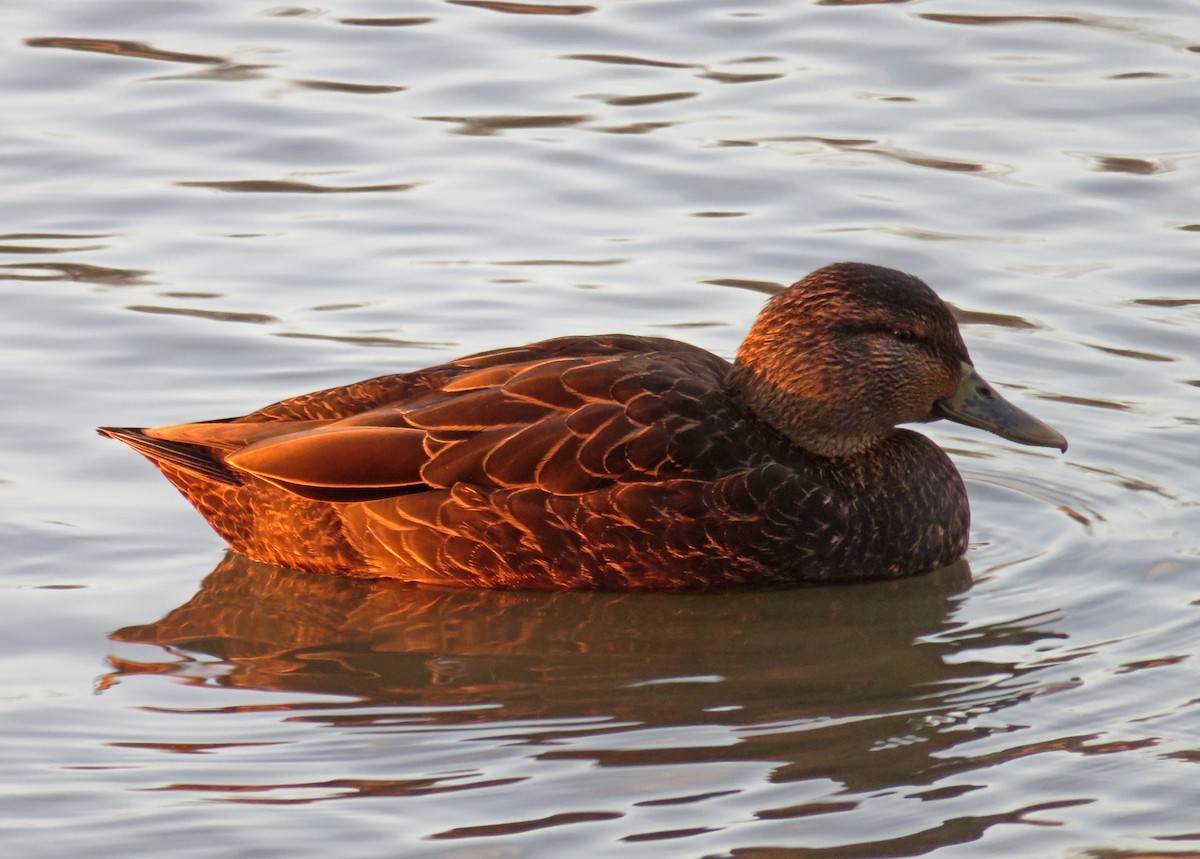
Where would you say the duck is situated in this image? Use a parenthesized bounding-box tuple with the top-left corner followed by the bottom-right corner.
(100, 262, 1066, 589)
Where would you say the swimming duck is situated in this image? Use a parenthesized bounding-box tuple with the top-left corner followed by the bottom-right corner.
(100, 262, 1065, 589)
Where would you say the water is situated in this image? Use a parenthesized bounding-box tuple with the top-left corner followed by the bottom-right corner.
(2, 0, 1199, 855)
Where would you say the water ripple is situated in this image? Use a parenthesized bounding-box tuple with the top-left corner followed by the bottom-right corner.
(177, 179, 419, 194)
(25, 36, 223, 65)
(6, 0, 1200, 854)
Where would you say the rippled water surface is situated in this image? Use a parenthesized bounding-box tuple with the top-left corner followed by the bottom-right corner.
(3, 0, 1199, 856)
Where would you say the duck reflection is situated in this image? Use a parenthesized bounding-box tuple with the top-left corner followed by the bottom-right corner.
(108, 553, 1053, 794)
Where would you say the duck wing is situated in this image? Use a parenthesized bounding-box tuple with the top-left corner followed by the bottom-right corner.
(205, 336, 740, 502)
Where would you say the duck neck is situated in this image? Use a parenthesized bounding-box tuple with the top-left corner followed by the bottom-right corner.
(727, 359, 882, 459)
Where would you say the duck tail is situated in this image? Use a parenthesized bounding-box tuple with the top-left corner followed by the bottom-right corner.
(98, 426, 243, 487)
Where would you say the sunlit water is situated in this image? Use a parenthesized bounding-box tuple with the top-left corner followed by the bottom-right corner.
(2, 0, 1199, 856)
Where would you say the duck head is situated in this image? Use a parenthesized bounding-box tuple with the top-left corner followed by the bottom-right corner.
(729, 262, 1067, 457)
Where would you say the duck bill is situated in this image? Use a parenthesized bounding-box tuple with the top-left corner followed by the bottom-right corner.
(935, 362, 1067, 452)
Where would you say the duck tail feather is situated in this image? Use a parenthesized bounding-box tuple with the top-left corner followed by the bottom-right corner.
(98, 426, 244, 487)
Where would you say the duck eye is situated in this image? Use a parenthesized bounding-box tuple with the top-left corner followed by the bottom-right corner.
(892, 329, 921, 343)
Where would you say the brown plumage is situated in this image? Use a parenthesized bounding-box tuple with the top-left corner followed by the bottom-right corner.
(100, 263, 1066, 589)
